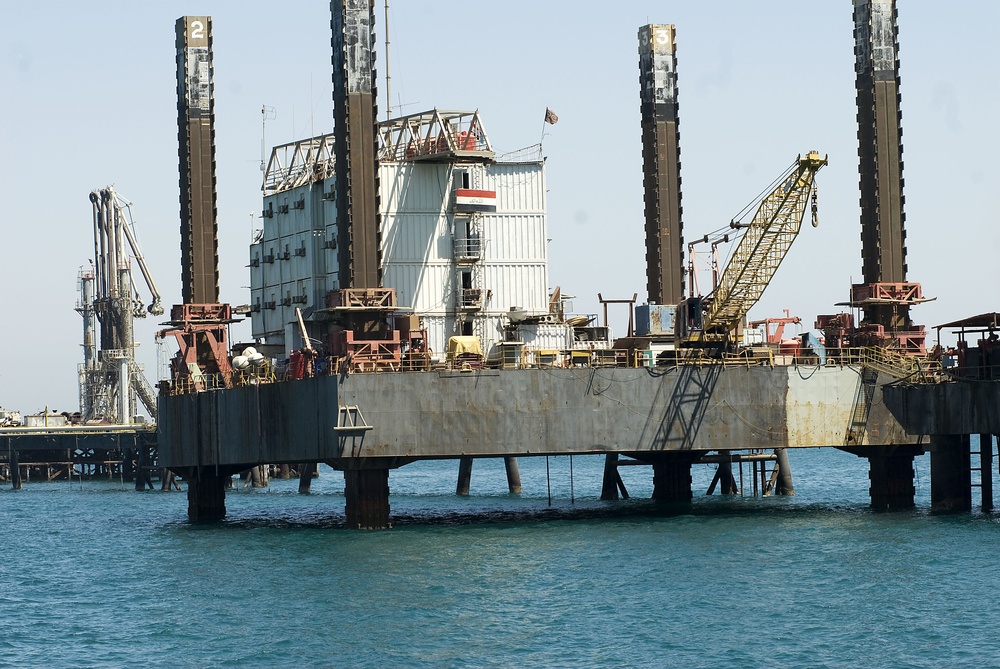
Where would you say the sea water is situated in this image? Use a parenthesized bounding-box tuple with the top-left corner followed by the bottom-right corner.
(2, 448, 998, 668)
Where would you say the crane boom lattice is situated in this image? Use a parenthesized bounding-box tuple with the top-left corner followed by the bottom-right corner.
(706, 152, 827, 333)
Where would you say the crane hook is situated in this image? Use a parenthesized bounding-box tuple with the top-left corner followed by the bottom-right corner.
(810, 184, 819, 227)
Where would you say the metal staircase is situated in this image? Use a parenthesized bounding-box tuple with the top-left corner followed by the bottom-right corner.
(129, 360, 158, 420)
(844, 367, 878, 447)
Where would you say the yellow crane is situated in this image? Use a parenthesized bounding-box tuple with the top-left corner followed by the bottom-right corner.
(678, 151, 827, 349)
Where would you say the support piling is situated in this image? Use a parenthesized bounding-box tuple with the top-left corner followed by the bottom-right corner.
(979, 434, 993, 511)
(775, 448, 795, 495)
(930, 435, 972, 513)
(866, 447, 917, 510)
(344, 468, 390, 529)
(298, 462, 317, 493)
(10, 448, 21, 490)
(187, 472, 227, 521)
(651, 454, 695, 504)
(456, 457, 473, 496)
(503, 456, 522, 494)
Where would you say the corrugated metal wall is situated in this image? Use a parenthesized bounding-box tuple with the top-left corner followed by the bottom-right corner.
(251, 157, 549, 357)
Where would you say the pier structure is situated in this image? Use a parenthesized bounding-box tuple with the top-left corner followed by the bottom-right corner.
(882, 315, 1000, 513)
(1, 425, 158, 490)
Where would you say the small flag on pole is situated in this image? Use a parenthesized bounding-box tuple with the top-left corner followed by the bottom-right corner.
(544, 107, 559, 125)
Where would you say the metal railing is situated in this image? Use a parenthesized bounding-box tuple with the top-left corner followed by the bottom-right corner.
(856, 346, 941, 382)
(453, 237, 482, 260)
(161, 344, 949, 393)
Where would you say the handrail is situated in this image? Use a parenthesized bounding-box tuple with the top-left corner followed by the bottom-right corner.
(162, 344, 948, 394)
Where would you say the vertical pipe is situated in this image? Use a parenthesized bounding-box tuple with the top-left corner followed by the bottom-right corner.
(117, 356, 130, 425)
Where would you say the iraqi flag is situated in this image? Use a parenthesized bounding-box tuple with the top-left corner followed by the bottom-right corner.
(454, 189, 497, 213)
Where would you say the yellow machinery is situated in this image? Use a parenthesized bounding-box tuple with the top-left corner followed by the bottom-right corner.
(677, 151, 827, 350)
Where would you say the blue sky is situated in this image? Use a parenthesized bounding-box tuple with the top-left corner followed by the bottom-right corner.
(2, 1, 998, 414)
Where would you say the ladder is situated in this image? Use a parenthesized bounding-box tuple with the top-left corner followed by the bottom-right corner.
(844, 367, 878, 446)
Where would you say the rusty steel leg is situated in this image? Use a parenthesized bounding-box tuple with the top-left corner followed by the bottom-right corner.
(456, 457, 474, 496)
(651, 455, 694, 504)
(601, 454, 620, 501)
(775, 448, 795, 496)
(504, 457, 522, 494)
(298, 462, 317, 494)
(718, 461, 738, 495)
(930, 435, 972, 513)
(187, 472, 227, 521)
(344, 468, 390, 530)
(979, 434, 993, 511)
(867, 448, 916, 511)
(10, 448, 22, 490)
(134, 447, 146, 492)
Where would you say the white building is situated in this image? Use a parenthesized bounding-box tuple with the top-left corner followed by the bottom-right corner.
(249, 109, 554, 361)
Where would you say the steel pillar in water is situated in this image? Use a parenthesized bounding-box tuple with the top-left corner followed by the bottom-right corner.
(344, 468, 390, 529)
(600, 453, 631, 500)
(980, 434, 993, 511)
(298, 462, 317, 493)
(187, 472, 227, 521)
(930, 435, 972, 513)
(864, 446, 917, 510)
(456, 457, 473, 496)
(504, 457, 522, 494)
(9, 447, 21, 490)
(651, 454, 696, 503)
(775, 448, 795, 496)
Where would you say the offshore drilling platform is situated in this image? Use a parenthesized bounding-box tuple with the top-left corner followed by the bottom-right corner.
(145, 0, 994, 527)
